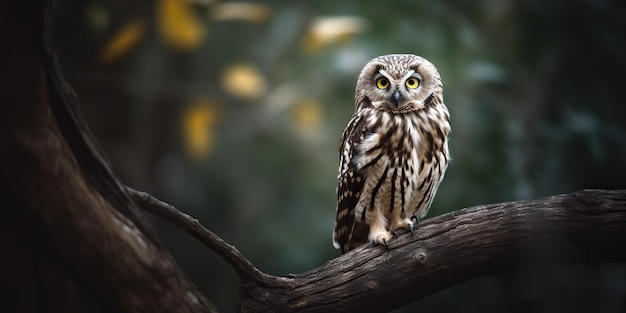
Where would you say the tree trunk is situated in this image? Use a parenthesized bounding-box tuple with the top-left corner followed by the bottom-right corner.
(0, 1, 215, 312)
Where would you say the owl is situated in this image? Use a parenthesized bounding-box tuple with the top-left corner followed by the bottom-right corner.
(333, 54, 450, 254)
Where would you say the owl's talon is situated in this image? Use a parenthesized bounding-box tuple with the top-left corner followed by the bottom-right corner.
(382, 238, 390, 250)
(370, 228, 393, 251)
(410, 214, 420, 227)
(391, 231, 399, 239)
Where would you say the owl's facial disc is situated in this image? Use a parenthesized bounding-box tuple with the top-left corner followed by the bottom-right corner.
(373, 70, 422, 111)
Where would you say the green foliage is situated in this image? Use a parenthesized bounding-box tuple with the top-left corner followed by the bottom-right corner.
(54, 0, 626, 311)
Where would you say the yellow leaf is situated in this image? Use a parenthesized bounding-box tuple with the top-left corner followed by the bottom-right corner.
(291, 99, 323, 137)
(210, 2, 271, 23)
(182, 100, 221, 160)
(99, 21, 146, 63)
(303, 16, 366, 53)
(221, 64, 268, 100)
(157, 0, 207, 51)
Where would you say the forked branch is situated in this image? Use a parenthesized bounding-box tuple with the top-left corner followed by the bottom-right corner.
(133, 188, 626, 313)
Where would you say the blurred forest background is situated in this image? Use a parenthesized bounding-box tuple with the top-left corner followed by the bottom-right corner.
(51, 0, 626, 312)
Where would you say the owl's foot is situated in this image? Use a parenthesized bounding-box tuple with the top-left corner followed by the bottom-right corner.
(369, 229, 394, 250)
(390, 217, 417, 236)
(410, 215, 420, 235)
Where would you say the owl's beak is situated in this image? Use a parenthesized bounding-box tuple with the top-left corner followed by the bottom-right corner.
(392, 90, 402, 107)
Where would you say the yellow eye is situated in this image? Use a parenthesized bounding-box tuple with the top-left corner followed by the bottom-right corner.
(405, 77, 419, 89)
(376, 77, 390, 89)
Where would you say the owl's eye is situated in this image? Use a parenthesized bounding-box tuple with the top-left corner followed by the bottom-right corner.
(376, 77, 390, 89)
(405, 77, 420, 89)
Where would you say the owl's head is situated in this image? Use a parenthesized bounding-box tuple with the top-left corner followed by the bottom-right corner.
(355, 54, 443, 113)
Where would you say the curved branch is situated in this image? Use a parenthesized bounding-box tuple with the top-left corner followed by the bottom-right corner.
(128, 185, 626, 312)
(231, 189, 624, 312)
(128, 188, 270, 283)
(0, 1, 216, 311)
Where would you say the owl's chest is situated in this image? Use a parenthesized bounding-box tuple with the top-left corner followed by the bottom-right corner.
(348, 109, 449, 219)
(356, 113, 426, 170)
(356, 110, 449, 188)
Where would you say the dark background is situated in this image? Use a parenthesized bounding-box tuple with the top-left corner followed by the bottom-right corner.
(52, 0, 626, 311)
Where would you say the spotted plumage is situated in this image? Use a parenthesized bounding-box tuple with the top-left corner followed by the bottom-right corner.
(333, 54, 450, 254)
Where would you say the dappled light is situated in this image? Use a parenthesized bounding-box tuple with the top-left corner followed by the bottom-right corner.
(220, 63, 268, 100)
(99, 20, 147, 63)
(48, 0, 626, 312)
(157, 0, 207, 51)
(182, 99, 221, 161)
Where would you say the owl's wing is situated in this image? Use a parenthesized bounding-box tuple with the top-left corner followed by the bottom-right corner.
(333, 111, 370, 254)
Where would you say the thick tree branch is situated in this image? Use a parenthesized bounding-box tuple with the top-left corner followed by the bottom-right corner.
(130, 187, 626, 313)
(237, 189, 626, 312)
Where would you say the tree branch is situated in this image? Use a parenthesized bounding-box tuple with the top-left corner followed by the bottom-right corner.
(240, 189, 626, 312)
(128, 188, 271, 283)
(130, 187, 626, 312)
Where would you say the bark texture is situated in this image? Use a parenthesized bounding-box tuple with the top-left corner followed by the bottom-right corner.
(234, 189, 626, 312)
(0, 1, 215, 312)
